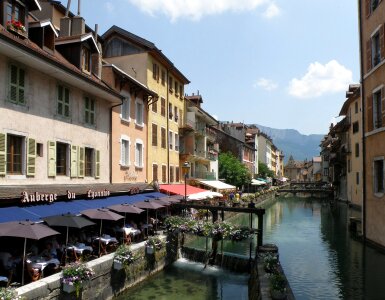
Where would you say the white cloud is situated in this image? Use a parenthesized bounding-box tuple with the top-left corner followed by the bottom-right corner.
(105, 2, 114, 13)
(127, 0, 279, 22)
(254, 78, 278, 91)
(262, 2, 281, 19)
(288, 60, 353, 99)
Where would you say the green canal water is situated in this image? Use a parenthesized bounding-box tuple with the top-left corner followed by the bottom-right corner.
(116, 196, 385, 299)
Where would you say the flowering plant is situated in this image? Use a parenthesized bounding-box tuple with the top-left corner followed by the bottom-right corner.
(145, 237, 163, 251)
(263, 253, 279, 273)
(6, 20, 26, 33)
(114, 244, 136, 265)
(0, 287, 21, 300)
(269, 273, 286, 293)
(62, 262, 94, 297)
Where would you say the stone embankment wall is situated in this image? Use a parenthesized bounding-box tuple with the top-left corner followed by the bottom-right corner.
(16, 235, 174, 300)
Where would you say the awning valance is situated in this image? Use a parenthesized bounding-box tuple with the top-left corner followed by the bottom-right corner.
(197, 180, 236, 191)
(159, 184, 207, 196)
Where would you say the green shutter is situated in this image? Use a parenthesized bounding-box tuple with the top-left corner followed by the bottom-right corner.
(9, 65, 17, 103)
(18, 68, 25, 104)
(0, 133, 6, 175)
(78, 147, 85, 178)
(95, 150, 100, 179)
(70, 145, 78, 178)
(47, 141, 56, 177)
(26, 138, 36, 176)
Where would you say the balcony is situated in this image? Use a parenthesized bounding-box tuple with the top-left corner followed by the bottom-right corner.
(192, 171, 216, 180)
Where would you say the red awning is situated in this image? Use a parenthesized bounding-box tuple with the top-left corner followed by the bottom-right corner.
(160, 184, 207, 196)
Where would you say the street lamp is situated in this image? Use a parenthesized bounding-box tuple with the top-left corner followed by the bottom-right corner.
(182, 161, 190, 203)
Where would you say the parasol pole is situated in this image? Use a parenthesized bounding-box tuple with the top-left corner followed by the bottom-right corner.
(123, 213, 127, 244)
(22, 237, 27, 286)
(146, 209, 149, 237)
(99, 219, 103, 257)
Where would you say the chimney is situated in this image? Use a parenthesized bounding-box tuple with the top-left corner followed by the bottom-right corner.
(91, 24, 102, 79)
(60, 17, 72, 37)
(71, 16, 85, 36)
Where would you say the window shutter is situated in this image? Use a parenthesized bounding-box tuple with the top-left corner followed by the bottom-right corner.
(380, 25, 385, 61)
(78, 147, 85, 178)
(70, 145, 78, 177)
(26, 138, 36, 176)
(367, 95, 373, 132)
(366, 39, 372, 73)
(0, 133, 6, 175)
(95, 150, 100, 179)
(47, 141, 56, 177)
(9, 65, 18, 103)
(18, 68, 25, 104)
(382, 88, 385, 126)
(365, 0, 370, 17)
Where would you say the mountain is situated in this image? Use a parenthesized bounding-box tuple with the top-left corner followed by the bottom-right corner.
(254, 124, 324, 162)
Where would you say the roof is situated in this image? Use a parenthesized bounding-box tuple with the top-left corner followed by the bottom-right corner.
(29, 19, 58, 37)
(339, 84, 360, 116)
(56, 32, 100, 54)
(102, 25, 190, 84)
(0, 25, 122, 101)
(159, 184, 207, 196)
(197, 180, 236, 191)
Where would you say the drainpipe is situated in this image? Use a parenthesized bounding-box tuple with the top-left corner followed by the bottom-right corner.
(358, 0, 366, 241)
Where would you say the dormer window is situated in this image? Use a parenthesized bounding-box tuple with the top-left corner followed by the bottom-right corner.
(82, 46, 91, 73)
(5, 1, 26, 36)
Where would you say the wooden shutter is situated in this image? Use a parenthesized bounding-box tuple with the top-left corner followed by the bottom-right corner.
(382, 87, 385, 127)
(9, 65, 18, 103)
(47, 141, 56, 177)
(380, 25, 385, 61)
(365, 0, 370, 17)
(70, 145, 78, 177)
(0, 133, 6, 175)
(78, 147, 85, 178)
(26, 138, 36, 176)
(366, 39, 372, 73)
(152, 124, 157, 146)
(367, 95, 374, 132)
(95, 150, 100, 179)
(18, 68, 25, 104)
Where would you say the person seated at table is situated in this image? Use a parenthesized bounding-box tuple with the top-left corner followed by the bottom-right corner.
(68, 234, 78, 245)
(123, 230, 131, 245)
(25, 262, 41, 283)
(40, 242, 57, 260)
(28, 243, 39, 256)
(78, 230, 88, 244)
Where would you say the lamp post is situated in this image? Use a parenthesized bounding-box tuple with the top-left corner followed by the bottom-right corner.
(182, 162, 190, 212)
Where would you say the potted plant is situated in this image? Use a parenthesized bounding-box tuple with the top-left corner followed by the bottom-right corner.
(145, 237, 163, 254)
(269, 273, 287, 300)
(0, 287, 21, 300)
(62, 262, 94, 297)
(263, 253, 279, 273)
(6, 20, 26, 36)
(113, 244, 135, 270)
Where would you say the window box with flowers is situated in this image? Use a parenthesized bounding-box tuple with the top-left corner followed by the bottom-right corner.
(61, 263, 94, 297)
(6, 20, 27, 38)
(0, 287, 20, 300)
(145, 236, 163, 255)
(113, 244, 136, 270)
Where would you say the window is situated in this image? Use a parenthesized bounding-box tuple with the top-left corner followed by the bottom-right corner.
(151, 100, 157, 113)
(374, 159, 384, 194)
(85, 148, 94, 177)
(57, 85, 70, 118)
(169, 131, 173, 150)
(355, 143, 359, 157)
(372, 31, 381, 67)
(176, 166, 180, 182)
(161, 98, 166, 117)
(152, 63, 159, 81)
(355, 101, 358, 114)
(162, 165, 167, 183)
(356, 172, 360, 185)
(161, 127, 166, 149)
(56, 142, 68, 176)
(179, 84, 183, 98)
(373, 89, 382, 129)
(6, 2, 24, 24)
(348, 159, 351, 173)
(175, 133, 179, 151)
(168, 103, 173, 120)
(371, 0, 379, 13)
(84, 96, 95, 126)
(168, 76, 173, 92)
(9, 64, 25, 105)
(135, 141, 143, 168)
(6, 134, 23, 175)
(121, 97, 130, 121)
(81, 46, 91, 72)
(170, 166, 174, 183)
(323, 168, 329, 176)
(121, 138, 130, 166)
(352, 121, 359, 133)
(174, 106, 178, 122)
(175, 81, 178, 96)
(37, 143, 43, 157)
(161, 70, 166, 86)
(135, 98, 144, 126)
(152, 164, 158, 182)
(152, 124, 158, 146)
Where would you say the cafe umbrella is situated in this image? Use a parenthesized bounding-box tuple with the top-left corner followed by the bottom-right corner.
(80, 208, 123, 256)
(107, 204, 144, 242)
(133, 200, 164, 235)
(0, 220, 60, 285)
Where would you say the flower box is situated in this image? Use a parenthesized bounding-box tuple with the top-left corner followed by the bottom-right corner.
(145, 245, 154, 255)
(113, 260, 123, 270)
(62, 282, 76, 293)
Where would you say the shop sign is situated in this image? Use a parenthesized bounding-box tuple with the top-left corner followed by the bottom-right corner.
(87, 189, 111, 199)
(21, 191, 57, 203)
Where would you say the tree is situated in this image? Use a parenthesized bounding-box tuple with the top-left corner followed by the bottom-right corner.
(219, 152, 251, 188)
(258, 161, 275, 178)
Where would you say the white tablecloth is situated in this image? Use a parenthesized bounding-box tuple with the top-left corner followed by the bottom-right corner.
(27, 256, 60, 271)
(94, 236, 118, 245)
(67, 243, 93, 254)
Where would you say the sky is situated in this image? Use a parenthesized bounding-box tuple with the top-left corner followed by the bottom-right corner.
(65, 0, 359, 135)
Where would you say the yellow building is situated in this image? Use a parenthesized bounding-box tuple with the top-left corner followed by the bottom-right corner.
(102, 26, 189, 184)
